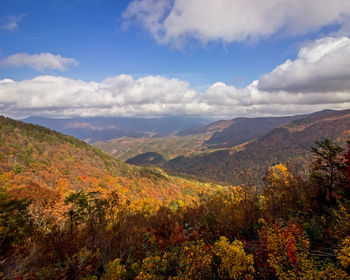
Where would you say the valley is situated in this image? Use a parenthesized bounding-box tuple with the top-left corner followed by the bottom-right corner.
(94, 114, 305, 162)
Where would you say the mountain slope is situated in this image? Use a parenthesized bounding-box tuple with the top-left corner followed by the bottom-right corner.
(165, 109, 350, 185)
(0, 116, 221, 205)
(176, 119, 234, 136)
(204, 115, 305, 148)
(126, 152, 167, 165)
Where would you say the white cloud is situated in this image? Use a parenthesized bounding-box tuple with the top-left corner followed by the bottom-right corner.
(1, 52, 79, 71)
(123, 0, 350, 46)
(258, 37, 350, 92)
(202, 81, 350, 117)
(122, 0, 172, 40)
(1, 36, 350, 118)
(1, 14, 25, 31)
(0, 75, 204, 118)
(1, 73, 350, 119)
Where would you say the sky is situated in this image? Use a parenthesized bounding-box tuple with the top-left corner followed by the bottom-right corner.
(1, 0, 350, 119)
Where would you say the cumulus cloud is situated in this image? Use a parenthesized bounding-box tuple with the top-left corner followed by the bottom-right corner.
(1, 52, 79, 71)
(1, 73, 350, 119)
(123, 0, 350, 45)
(1, 36, 350, 118)
(258, 37, 350, 92)
(0, 75, 206, 118)
(1, 14, 25, 31)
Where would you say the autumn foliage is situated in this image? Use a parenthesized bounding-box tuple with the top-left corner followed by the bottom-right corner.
(1, 117, 350, 279)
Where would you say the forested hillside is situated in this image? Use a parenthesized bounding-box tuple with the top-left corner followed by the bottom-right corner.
(0, 116, 221, 206)
(94, 133, 213, 162)
(143, 109, 350, 185)
(2, 114, 350, 279)
(203, 115, 305, 148)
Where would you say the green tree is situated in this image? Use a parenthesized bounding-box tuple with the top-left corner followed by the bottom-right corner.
(64, 191, 107, 237)
(310, 139, 345, 207)
(0, 187, 31, 254)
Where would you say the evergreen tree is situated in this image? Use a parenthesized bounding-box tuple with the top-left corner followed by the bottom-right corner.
(311, 139, 345, 207)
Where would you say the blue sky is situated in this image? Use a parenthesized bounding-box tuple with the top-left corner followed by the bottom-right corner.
(0, 0, 299, 87)
(1, 0, 350, 118)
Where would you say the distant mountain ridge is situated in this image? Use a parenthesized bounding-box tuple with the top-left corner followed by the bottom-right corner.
(176, 119, 234, 136)
(178, 114, 306, 148)
(22, 116, 212, 143)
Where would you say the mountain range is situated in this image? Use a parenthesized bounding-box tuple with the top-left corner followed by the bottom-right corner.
(125, 109, 350, 185)
(94, 114, 305, 161)
(20, 109, 350, 186)
(22, 116, 212, 143)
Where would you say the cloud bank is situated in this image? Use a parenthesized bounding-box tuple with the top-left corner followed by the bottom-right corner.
(1, 37, 350, 118)
(258, 37, 350, 93)
(1, 53, 79, 71)
(123, 0, 350, 45)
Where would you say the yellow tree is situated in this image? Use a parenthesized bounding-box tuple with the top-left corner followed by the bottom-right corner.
(213, 236, 255, 280)
(262, 164, 300, 220)
(338, 236, 350, 269)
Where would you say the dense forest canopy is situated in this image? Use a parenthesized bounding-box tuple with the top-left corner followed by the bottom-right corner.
(1, 116, 350, 279)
